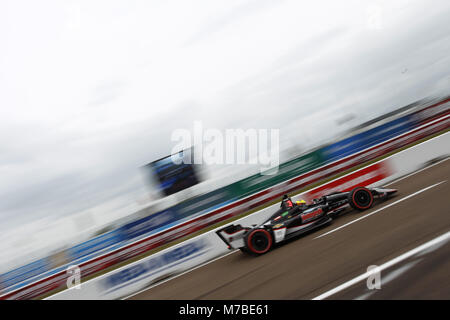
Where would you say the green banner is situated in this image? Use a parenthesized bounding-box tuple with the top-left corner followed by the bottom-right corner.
(227, 150, 324, 199)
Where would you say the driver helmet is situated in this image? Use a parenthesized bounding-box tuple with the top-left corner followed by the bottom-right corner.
(296, 200, 307, 207)
(282, 194, 293, 208)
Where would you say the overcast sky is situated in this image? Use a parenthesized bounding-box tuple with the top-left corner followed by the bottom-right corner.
(1, 0, 450, 267)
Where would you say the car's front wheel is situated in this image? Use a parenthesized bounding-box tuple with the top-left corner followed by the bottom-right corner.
(348, 187, 374, 211)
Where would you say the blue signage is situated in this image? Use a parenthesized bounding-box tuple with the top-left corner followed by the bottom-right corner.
(103, 239, 208, 290)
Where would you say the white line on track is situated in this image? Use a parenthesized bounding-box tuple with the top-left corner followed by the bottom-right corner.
(121, 250, 238, 300)
(312, 230, 450, 300)
(314, 180, 447, 239)
(379, 260, 421, 286)
(354, 259, 421, 300)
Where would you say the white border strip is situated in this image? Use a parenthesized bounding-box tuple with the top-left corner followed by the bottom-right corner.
(312, 230, 450, 300)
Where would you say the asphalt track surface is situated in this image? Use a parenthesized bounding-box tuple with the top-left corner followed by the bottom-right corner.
(129, 159, 450, 300)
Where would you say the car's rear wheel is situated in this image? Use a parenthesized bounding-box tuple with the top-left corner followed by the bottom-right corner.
(245, 229, 273, 255)
(348, 187, 374, 211)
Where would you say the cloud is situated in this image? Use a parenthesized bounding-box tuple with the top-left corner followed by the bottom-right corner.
(184, 0, 286, 46)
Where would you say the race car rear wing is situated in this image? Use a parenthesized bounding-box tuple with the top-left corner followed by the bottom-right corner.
(216, 224, 248, 250)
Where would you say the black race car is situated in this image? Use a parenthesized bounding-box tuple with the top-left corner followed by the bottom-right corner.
(216, 186, 397, 255)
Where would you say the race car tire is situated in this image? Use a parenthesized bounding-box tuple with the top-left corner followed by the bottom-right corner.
(348, 187, 374, 211)
(245, 229, 273, 255)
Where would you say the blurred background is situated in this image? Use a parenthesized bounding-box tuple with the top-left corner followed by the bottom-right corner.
(0, 0, 449, 296)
